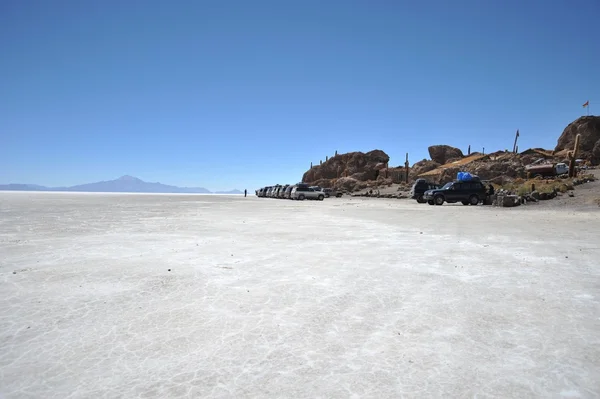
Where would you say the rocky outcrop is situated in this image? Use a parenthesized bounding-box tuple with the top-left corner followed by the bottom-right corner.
(469, 154, 526, 181)
(409, 159, 441, 180)
(592, 140, 600, 162)
(555, 116, 600, 165)
(428, 145, 464, 165)
(418, 153, 529, 184)
(302, 150, 390, 189)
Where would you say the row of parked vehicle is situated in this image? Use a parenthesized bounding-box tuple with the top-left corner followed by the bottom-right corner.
(256, 183, 340, 201)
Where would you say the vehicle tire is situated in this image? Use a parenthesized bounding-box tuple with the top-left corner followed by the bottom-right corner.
(461, 201, 469, 205)
(434, 195, 444, 206)
(417, 195, 425, 203)
(318, 195, 324, 201)
(427, 200, 434, 205)
(298, 194, 305, 201)
(469, 195, 479, 205)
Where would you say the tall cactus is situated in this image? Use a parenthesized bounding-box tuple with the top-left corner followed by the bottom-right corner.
(404, 153, 409, 183)
(568, 134, 581, 178)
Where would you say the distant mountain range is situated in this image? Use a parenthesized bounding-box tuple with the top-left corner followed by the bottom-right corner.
(0, 175, 243, 194)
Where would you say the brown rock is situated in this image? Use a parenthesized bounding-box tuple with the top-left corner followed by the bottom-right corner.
(439, 167, 461, 183)
(555, 116, 600, 165)
(333, 177, 358, 192)
(593, 140, 600, 161)
(428, 145, 464, 165)
(409, 159, 441, 180)
(302, 149, 390, 188)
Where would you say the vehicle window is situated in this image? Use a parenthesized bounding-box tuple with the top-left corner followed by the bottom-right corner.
(442, 183, 453, 189)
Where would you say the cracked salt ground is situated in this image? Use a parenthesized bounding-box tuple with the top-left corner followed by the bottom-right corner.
(1, 192, 600, 398)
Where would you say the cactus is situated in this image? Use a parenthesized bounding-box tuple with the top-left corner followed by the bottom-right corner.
(326, 155, 328, 161)
(404, 153, 410, 183)
(335, 150, 338, 156)
(310, 162, 313, 168)
(468, 145, 471, 155)
(320, 160, 322, 165)
(568, 134, 581, 178)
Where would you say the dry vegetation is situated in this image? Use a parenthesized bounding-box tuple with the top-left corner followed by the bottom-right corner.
(499, 174, 597, 196)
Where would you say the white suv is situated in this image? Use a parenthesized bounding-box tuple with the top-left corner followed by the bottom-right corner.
(291, 185, 325, 201)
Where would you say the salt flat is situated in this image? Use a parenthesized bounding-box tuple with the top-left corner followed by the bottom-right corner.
(1, 192, 599, 398)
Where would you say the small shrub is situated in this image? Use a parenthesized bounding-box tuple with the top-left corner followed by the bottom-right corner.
(517, 186, 530, 196)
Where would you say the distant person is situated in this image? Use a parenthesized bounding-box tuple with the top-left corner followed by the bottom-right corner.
(244, 189, 247, 197)
(488, 184, 495, 196)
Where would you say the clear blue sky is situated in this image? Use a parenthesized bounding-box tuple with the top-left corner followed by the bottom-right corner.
(1, 0, 598, 190)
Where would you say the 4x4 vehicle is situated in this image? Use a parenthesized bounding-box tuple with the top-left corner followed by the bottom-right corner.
(291, 185, 325, 201)
(423, 180, 487, 206)
(322, 188, 343, 198)
(283, 185, 294, 199)
(278, 185, 289, 198)
(410, 179, 441, 203)
(271, 186, 282, 198)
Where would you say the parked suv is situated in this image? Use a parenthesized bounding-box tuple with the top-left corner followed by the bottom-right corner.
(423, 180, 487, 206)
(283, 185, 294, 199)
(291, 185, 325, 201)
(278, 185, 289, 198)
(271, 186, 281, 198)
(410, 179, 441, 203)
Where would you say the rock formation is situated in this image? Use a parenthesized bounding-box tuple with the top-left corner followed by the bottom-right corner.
(302, 150, 390, 191)
(428, 145, 464, 165)
(555, 116, 600, 165)
(409, 159, 441, 180)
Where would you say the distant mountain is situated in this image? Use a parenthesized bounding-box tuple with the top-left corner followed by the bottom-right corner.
(0, 175, 239, 194)
(0, 183, 50, 191)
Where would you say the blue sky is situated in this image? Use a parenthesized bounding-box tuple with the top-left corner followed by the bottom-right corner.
(1, 0, 598, 190)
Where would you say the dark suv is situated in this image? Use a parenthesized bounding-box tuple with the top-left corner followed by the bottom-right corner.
(423, 180, 487, 206)
(410, 179, 441, 203)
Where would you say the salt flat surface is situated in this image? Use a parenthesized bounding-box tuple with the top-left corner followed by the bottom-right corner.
(1, 192, 599, 398)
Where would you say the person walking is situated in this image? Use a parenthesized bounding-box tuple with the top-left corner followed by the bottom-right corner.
(244, 189, 247, 197)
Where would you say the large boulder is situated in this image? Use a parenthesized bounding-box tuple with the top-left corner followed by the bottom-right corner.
(592, 140, 600, 162)
(333, 177, 358, 192)
(428, 145, 464, 165)
(555, 116, 600, 165)
(302, 150, 390, 186)
(409, 159, 441, 180)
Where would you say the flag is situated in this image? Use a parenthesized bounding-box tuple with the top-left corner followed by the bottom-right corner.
(583, 100, 589, 108)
